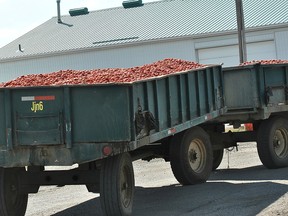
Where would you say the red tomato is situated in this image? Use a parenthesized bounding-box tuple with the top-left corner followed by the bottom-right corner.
(2, 58, 207, 87)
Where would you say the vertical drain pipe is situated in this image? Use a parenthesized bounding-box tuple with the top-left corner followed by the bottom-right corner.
(57, 0, 62, 23)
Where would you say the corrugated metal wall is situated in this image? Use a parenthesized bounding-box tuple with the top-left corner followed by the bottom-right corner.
(1, 28, 288, 83)
(275, 30, 288, 59)
(198, 41, 276, 67)
(0, 40, 195, 82)
(195, 29, 277, 66)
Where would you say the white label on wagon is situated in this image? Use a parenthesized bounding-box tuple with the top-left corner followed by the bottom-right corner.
(21, 96, 55, 101)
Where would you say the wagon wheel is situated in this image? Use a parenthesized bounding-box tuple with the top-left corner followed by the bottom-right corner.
(100, 153, 135, 216)
(0, 167, 28, 216)
(170, 127, 213, 185)
(212, 149, 224, 170)
(257, 117, 288, 169)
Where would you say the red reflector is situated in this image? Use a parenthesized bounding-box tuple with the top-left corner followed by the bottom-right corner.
(102, 146, 113, 156)
(244, 123, 253, 131)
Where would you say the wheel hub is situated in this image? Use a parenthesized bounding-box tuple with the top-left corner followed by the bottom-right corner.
(188, 139, 206, 173)
(189, 150, 198, 163)
(273, 129, 288, 158)
(273, 139, 281, 147)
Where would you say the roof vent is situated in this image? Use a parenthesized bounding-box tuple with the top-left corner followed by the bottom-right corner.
(69, 7, 89, 16)
(122, 0, 143, 9)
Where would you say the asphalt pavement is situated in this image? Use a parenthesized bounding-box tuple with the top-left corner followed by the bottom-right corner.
(26, 142, 288, 216)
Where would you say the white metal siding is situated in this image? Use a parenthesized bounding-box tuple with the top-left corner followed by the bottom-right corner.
(1, 28, 287, 83)
(198, 45, 239, 66)
(275, 30, 288, 59)
(198, 41, 276, 67)
(195, 33, 274, 50)
(0, 40, 195, 82)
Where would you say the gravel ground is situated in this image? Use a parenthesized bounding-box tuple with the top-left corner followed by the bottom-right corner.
(26, 142, 288, 216)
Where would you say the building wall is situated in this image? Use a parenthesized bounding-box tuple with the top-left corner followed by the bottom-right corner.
(0, 40, 195, 82)
(275, 30, 288, 59)
(195, 28, 288, 67)
(1, 28, 288, 82)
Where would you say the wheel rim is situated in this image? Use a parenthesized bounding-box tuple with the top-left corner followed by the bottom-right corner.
(120, 165, 133, 208)
(188, 139, 206, 173)
(273, 129, 288, 159)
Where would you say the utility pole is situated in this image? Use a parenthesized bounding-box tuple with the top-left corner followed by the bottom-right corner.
(235, 0, 247, 63)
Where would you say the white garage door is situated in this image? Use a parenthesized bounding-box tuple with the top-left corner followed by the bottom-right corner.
(198, 41, 276, 67)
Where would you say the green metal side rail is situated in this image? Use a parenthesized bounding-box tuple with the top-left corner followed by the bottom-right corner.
(0, 65, 224, 167)
(218, 63, 288, 122)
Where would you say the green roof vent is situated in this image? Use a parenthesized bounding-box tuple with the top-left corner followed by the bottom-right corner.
(122, 0, 143, 9)
(69, 7, 89, 16)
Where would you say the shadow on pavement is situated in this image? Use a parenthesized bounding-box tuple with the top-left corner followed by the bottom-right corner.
(211, 165, 288, 181)
(52, 165, 288, 216)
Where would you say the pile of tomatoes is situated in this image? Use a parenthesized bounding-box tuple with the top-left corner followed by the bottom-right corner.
(1, 58, 206, 87)
(240, 59, 288, 66)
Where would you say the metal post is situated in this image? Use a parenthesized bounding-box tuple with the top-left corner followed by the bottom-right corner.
(235, 0, 247, 63)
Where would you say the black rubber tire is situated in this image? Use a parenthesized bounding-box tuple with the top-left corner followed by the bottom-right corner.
(257, 117, 288, 169)
(212, 149, 224, 170)
(170, 127, 213, 185)
(0, 167, 28, 216)
(100, 153, 135, 216)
